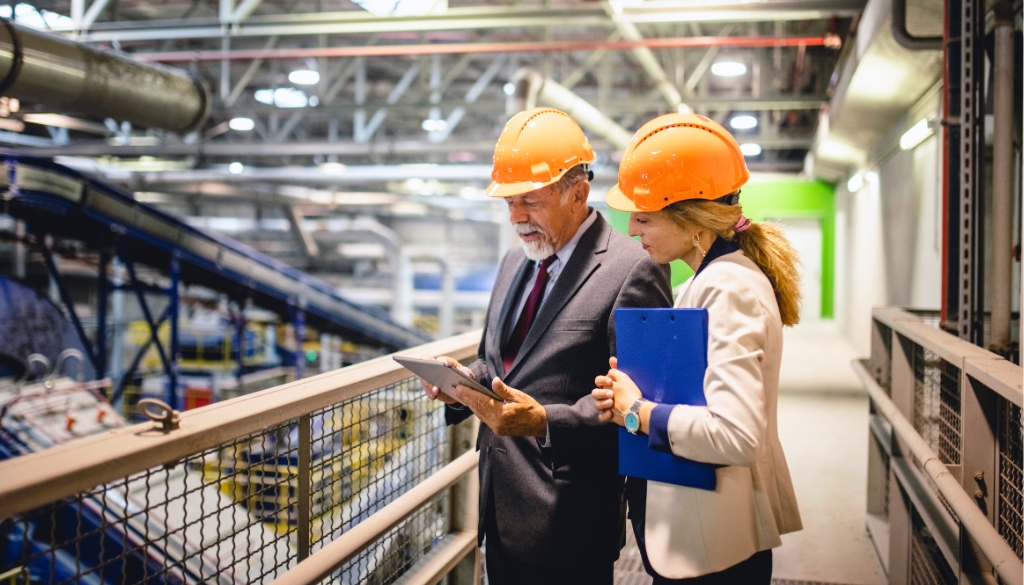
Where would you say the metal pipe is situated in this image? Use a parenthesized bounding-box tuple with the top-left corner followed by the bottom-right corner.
(852, 360, 1024, 585)
(0, 19, 208, 133)
(134, 35, 830, 63)
(989, 1, 1014, 354)
(891, 0, 941, 51)
(269, 450, 480, 585)
(601, 1, 682, 111)
(515, 68, 633, 150)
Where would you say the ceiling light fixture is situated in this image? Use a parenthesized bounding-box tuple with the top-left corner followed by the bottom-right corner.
(288, 70, 320, 85)
(899, 118, 934, 150)
(254, 88, 308, 108)
(740, 143, 762, 156)
(228, 117, 255, 131)
(847, 172, 864, 193)
(422, 119, 448, 132)
(503, 82, 516, 95)
(711, 61, 747, 77)
(319, 162, 347, 174)
(729, 115, 758, 130)
(228, 162, 244, 174)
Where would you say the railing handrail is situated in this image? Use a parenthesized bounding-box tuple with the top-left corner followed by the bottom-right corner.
(871, 307, 1022, 406)
(270, 450, 480, 585)
(0, 329, 482, 519)
(852, 358, 1024, 585)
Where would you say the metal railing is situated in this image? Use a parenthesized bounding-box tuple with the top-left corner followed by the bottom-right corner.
(856, 308, 1023, 585)
(0, 330, 482, 585)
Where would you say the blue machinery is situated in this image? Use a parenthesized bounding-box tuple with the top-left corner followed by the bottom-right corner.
(0, 154, 429, 408)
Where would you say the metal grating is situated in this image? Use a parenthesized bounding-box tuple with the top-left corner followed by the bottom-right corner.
(909, 507, 957, 585)
(309, 377, 451, 581)
(0, 421, 300, 584)
(997, 399, 1023, 560)
(882, 449, 891, 523)
(912, 344, 962, 465)
(0, 375, 454, 585)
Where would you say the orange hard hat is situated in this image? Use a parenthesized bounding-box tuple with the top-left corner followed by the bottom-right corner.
(606, 114, 750, 212)
(487, 107, 596, 199)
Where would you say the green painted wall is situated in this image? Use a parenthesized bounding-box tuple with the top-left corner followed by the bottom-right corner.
(604, 179, 835, 318)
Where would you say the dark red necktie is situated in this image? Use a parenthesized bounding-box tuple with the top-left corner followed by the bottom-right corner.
(502, 255, 557, 372)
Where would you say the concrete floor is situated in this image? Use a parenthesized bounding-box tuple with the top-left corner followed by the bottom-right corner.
(613, 320, 888, 585)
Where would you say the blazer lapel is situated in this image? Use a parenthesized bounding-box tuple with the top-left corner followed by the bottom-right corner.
(492, 254, 534, 375)
(506, 216, 611, 377)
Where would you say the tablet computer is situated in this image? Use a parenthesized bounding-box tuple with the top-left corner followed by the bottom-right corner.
(393, 356, 504, 402)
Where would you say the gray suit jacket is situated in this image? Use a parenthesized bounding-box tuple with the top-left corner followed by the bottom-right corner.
(446, 213, 672, 566)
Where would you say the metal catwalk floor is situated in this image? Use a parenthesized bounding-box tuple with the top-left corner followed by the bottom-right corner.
(612, 320, 887, 585)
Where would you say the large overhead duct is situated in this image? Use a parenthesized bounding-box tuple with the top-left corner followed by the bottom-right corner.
(0, 19, 209, 134)
(513, 68, 633, 150)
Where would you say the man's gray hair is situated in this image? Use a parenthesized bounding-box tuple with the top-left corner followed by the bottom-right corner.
(555, 164, 590, 204)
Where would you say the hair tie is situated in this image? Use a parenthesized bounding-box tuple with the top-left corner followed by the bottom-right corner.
(735, 216, 753, 232)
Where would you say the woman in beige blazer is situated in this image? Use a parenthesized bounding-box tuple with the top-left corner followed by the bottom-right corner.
(593, 114, 803, 583)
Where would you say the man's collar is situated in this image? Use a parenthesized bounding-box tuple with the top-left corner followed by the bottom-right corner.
(553, 208, 597, 265)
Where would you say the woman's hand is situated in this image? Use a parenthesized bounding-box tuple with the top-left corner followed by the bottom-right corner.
(592, 356, 643, 426)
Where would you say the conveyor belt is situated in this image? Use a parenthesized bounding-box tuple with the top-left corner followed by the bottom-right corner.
(0, 154, 428, 350)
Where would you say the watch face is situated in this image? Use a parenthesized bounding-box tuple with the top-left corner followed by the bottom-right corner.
(624, 412, 640, 433)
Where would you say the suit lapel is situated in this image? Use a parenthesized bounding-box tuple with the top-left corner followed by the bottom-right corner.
(491, 254, 534, 375)
(506, 215, 612, 377)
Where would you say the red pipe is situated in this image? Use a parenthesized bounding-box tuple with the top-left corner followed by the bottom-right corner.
(132, 35, 828, 62)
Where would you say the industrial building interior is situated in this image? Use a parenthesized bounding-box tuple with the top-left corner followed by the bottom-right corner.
(0, 0, 1020, 583)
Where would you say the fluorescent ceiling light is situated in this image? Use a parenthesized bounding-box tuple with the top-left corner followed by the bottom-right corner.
(254, 88, 308, 108)
(422, 119, 448, 132)
(353, 0, 447, 17)
(740, 143, 762, 156)
(899, 118, 934, 150)
(228, 117, 255, 131)
(319, 162, 347, 174)
(711, 61, 747, 77)
(729, 115, 757, 130)
(847, 172, 864, 193)
(0, 4, 74, 30)
(503, 82, 516, 96)
(288, 70, 320, 85)
(228, 162, 244, 174)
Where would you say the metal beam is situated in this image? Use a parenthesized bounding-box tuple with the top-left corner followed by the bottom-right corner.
(72, 2, 866, 43)
(562, 30, 621, 90)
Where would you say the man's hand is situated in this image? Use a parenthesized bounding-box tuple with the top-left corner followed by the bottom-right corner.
(417, 355, 471, 406)
(449, 378, 547, 438)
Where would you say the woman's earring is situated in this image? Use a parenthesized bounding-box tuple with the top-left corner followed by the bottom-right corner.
(692, 233, 707, 257)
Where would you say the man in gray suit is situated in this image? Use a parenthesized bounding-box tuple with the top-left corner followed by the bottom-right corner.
(421, 108, 671, 584)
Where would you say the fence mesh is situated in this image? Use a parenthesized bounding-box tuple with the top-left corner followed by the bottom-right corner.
(997, 399, 1023, 561)
(874, 320, 893, 395)
(909, 507, 957, 585)
(0, 375, 455, 585)
(912, 343, 962, 466)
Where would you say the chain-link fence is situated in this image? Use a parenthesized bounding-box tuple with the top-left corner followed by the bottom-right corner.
(0, 333, 481, 585)
(998, 400, 1023, 561)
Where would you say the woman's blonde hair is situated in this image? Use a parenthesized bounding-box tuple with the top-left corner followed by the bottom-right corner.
(662, 196, 802, 326)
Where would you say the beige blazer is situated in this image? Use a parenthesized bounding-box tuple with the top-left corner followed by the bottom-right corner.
(642, 249, 802, 579)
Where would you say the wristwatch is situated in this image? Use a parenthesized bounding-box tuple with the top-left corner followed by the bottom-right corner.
(624, 399, 645, 435)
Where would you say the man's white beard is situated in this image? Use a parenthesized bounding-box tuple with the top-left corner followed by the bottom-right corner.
(515, 223, 555, 261)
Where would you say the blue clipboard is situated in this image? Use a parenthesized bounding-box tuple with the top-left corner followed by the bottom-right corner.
(615, 308, 717, 490)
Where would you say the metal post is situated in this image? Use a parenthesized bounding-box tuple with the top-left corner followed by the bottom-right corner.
(440, 259, 455, 339)
(235, 303, 246, 383)
(293, 306, 305, 380)
(988, 1, 1015, 355)
(40, 241, 99, 373)
(941, 0, 962, 330)
(449, 417, 480, 585)
(110, 257, 125, 393)
(958, 0, 985, 345)
(96, 250, 110, 380)
(168, 257, 180, 410)
(12, 220, 24, 279)
(298, 413, 311, 562)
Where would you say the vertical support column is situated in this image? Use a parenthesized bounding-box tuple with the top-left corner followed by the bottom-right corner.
(440, 259, 455, 339)
(234, 303, 245, 383)
(168, 257, 180, 410)
(293, 306, 306, 380)
(887, 329, 916, 585)
(110, 258, 125, 395)
(13, 220, 25, 279)
(220, 36, 231, 102)
(988, 1, 1015, 355)
(297, 413, 311, 562)
(96, 250, 110, 381)
(958, 370, 998, 581)
(941, 0, 962, 329)
(449, 417, 480, 585)
(958, 0, 985, 345)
